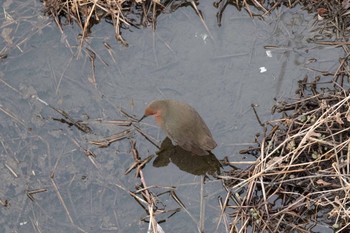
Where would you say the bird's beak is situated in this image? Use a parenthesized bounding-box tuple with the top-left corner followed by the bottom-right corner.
(138, 115, 147, 122)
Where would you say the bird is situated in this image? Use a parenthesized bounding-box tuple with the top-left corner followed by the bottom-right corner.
(139, 99, 217, 155)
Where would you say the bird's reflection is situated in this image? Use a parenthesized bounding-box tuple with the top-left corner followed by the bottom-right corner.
(153, 137, 221, 176)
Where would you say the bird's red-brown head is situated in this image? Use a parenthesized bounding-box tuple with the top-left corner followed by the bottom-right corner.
(139, 100, 166, 126)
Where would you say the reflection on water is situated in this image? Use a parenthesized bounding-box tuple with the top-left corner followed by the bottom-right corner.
(153, 137, 221, 176)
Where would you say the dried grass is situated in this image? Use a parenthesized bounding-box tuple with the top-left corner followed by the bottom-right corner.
(219, 79, 350, 232)
(42, 0, 198, 46)
(213, 1, 350, 231)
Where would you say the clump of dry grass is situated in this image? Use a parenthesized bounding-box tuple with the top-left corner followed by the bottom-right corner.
(214, 0, 350, 36)
(214, 0, 300, 26)
(42, 0, 350, 49)
(302, 0, 350, 39)
(42, 0, 196, 46)
(219, 78, 350, 232)
(211, 2, 350, 229)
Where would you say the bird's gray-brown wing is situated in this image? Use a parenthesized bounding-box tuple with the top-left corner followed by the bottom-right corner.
(164, 105, 215, 155)
(166, 126, 209, 155)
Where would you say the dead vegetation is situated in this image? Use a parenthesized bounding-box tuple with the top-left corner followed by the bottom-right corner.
(211, 1, 350, 231)
(220, 78, 350, 232)
(42, 0, 198, 46)
(42, 0, 350, 48)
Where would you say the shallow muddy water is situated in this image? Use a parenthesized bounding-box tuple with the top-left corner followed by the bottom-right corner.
(0, 1, 342, 232)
